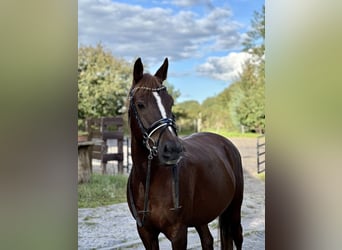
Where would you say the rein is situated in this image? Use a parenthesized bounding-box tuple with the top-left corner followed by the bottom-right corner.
(128, 86, 182, 227)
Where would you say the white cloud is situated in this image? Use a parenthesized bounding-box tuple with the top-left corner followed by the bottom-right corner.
(196, 52, 252, 81)
(78, 0, 242, 64)
(172, 0, 212, 7)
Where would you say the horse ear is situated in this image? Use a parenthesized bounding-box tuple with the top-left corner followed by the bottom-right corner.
(154, 58, 168, 82)
(133, 58, 143, 84)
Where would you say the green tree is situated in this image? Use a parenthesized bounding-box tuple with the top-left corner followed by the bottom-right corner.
(219, 82, 245, 131)
(174, 100, 201, 133)
(78, 44, 132, 127)
(198, 5, 265, 133)
(242, 5, 265, 60)
(235, 5, 265, 133)
(201, 95, 235, 132)
(234, 60, 265, 132)
(164, 80, 181, 103)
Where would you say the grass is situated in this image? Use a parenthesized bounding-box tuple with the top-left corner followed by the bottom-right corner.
(257, 172, 265, 181)
(179, 129, 261, 138)
(78, 174, 128, 208)
(206, 129, 261, 138)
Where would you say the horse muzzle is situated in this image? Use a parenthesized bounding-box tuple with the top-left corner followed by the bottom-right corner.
(159, 139, 183, 165)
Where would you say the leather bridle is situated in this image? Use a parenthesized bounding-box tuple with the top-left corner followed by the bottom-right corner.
(128, 86, 178, 158)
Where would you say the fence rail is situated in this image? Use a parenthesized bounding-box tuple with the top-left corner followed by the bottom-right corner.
(257, 135, 265, 173)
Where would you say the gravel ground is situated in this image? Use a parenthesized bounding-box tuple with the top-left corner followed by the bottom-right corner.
(78, 138, 265, 249)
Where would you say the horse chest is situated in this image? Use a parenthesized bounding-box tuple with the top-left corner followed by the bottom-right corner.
(136, 177, 182, 227)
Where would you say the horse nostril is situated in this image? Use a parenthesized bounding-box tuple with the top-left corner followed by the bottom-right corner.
(160, 140, 182, 165)
(164, 141, 179, 153)
(176, 143, 183, 153)
(162, 141, 182, 156)
(163, 144, 169, 153)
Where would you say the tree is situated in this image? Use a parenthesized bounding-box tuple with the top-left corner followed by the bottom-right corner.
(78, 44, 131, 128)
(174, 100, 201, 133)
(201, 96, 235, 132)
(242, 5, 265, 60)
(198, 5, 265, 133)
(164, 80, 181, 103)
(235, 5, 265, 133)
(235, 61, 265, 133)
(220, 82, 245, 131)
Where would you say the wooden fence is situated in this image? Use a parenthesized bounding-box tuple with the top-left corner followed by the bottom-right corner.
(86, 117, 124, 174)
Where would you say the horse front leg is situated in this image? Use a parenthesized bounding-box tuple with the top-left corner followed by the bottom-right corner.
(196, 224, 214, 250)
(165, 224, 188, 250)
(137, 226, 160, 250)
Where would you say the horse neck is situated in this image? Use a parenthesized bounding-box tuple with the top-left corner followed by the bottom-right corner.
(130, 136, 152, 180)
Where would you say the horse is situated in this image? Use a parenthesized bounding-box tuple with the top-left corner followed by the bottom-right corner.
(127, 57, 244, 250)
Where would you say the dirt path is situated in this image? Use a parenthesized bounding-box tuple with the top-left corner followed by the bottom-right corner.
(78, 137, 265, 249)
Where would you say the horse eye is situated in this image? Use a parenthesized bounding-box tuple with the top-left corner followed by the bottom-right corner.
(136, 102, 145, 109)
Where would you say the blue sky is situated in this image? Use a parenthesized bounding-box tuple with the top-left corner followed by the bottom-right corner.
(79, 0, 264, 103)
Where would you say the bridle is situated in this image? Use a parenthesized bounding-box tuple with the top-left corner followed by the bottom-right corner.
(128, 85, 178, 159)
(128, 85, 182, 227)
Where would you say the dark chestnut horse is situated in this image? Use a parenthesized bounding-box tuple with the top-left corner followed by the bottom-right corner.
(127, 58, 244, 250)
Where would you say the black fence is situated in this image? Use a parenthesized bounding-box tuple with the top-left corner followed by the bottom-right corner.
(257, 135, 265, 173)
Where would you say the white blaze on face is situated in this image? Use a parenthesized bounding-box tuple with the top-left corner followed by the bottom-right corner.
(152, 91, 174, 134)
(152, 92, 167, 118)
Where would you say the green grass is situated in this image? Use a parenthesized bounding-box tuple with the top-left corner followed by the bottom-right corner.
(78, 174, 128, 208)
(179, 129, 262, 138)
(257, 172, 265, 181)
(203, 129, 261, 138)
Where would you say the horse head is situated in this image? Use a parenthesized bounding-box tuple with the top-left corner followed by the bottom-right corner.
(129, 58, 183, 165)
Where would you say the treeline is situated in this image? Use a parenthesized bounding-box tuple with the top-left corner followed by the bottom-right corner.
(78, 6, 265, 134)
(176, 5, 265, 134)
(176, 61, 264, 134)
(178, 58, 265, 134)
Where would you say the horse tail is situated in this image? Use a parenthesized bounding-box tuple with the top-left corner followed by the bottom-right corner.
(219, 142, 244, 250)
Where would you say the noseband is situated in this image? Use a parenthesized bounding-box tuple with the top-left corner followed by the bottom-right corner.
(129, 86, 178, 158)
